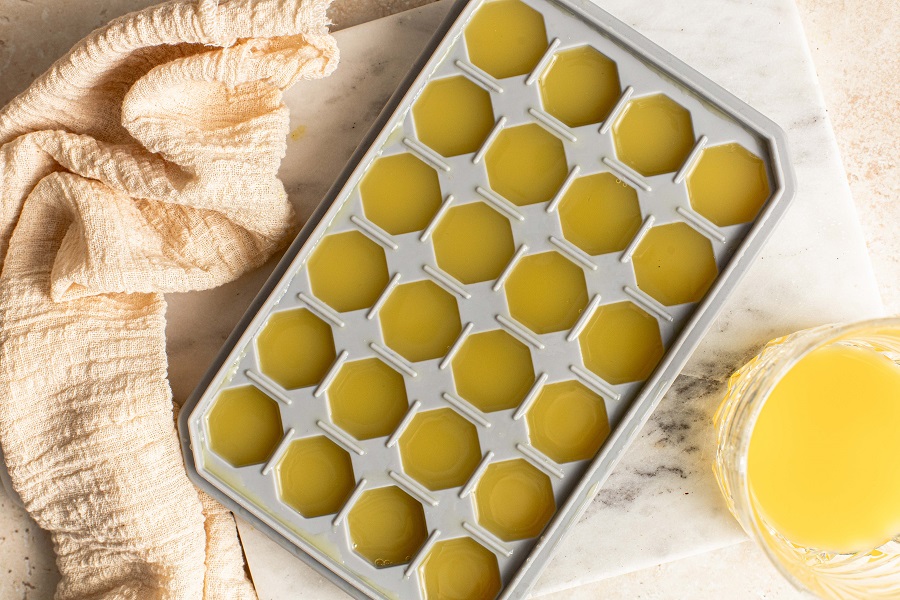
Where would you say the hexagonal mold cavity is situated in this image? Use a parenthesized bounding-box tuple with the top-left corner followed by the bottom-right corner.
(412, 76, 495, 157)
(485, 123, 568, 206)
(256, 308, 336, 390)
(308, 231, 389, 313)
(526, 380, 610, 464)
(687, 143, 771, 227)
(399, 408, 482, 491)
(329, 358, 409, 440)
(464, 0, 548, 80)
(452, 329, 534, 412)
(505, 251, 588, 334)
(432, 202, 515, 285)
(579, 301, 664, 385)
(633, 222, 718, 306)
(539, 46, 621, 128)
(612, 94, 695, 177)
(347, 486, 428, 568)
(474, 459, 555, 541)
(276, 436, 355, 518)
(419, 537, 501, 600)
(359, 153, 442, 235)
(559, 173, 642, 256)
(207, 386, 283, 468)
(380, 280, 462, 362)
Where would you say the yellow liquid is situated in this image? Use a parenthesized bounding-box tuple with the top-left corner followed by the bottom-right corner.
(748, 344, 900, 553)
(207, 386, 283, 468)
(399, 408, 482, 490)
(474, 459, 555, 541)
(578, 301, 664, 384)
(380, 280, 462, 362)
(464, 0, 548, 80)
(539, 46, 621, 128)
(687, 143, 771, 227)
(613, 94, 695, 177)
(505, 251, 588, 334)
(328, 358, 409, 440)
(276, 436, 356, 518)
(452, 329, 535, 412)
(412, 76, 496, 157)
(360, 153, 443, 235)
(632, 222, 718, 306)
(256, 308, 336, 390)
(347, 486, 429, 567)
(432, 202, 515, 285)
(526, 380, 610, 464)
(559, 173, 642, 256)
(484, 123, 568, 206)
(308, 231, 390, 313)
(419, 537, 501, 600)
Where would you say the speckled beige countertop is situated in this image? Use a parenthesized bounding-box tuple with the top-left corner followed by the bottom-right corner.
(0, 0, 896, 598)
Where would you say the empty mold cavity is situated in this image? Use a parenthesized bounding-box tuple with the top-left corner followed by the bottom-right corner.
(579, 302, 664, 384)
(347, 486, 428, 568)
(485, 123, 568, 206)
(432, 202, 515, 285)
(380, 280, 462, 362)
(632, 222, 718, 306)
(256, 308, 336, 390)
(539, 46, 621, 128)
(505, 251, 588, 334)
(328, 358, 409, 440)
(451, 329, 535, 412)
(474, 459, 556, 541)
(526, 380, 609, 463)
(419, 537, 501, 600)
(412, 76, 496, 157)
(559, 173, 642, 255)
(399, 408, 482, 491)
(687, 143, 771, 227)
(207, 386, 283, 468)
(276, 436, 355, 518)
(464, 0, 548, 80)
(612, 94, 695, 177)
(308, 231, 390, 313)
(360, 153, 443, 235)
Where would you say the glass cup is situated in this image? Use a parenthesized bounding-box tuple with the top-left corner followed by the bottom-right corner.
(713, 318, 900, 599)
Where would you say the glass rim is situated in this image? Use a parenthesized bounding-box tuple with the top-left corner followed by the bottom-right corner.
(728, 316, 900, 596)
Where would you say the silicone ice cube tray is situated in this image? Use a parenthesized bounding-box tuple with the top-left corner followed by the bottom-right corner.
(178, 0, 795, 597)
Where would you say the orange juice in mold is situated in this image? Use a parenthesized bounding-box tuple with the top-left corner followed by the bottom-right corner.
(432, 202, 515, 285)
(328, 358, 409, 440)
(687, 143, 771, 227)
(419, 537, 501, 600)
(347, 486, 428, 567)
(276, 436, 356, 518)
(399, 408, 482, 490)
(256, 308, 336, 390)
(484, 123, 568, 206)
(207, 386, 283, 468)
(612, 94, 695, 176)
(307, 231, 390, 313)
(412, 76, 495, 157)
(463, 0, 548, 80)
(539, 46, 621, 128)
(359, 153, 442, 235)
(474, 459, 556, 541)
(526, 380, 610, 463)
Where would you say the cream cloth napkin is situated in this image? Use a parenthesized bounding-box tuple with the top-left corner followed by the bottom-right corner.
(0, 0, 338, 597)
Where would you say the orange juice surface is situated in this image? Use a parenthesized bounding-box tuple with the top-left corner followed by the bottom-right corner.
(748, 344, 900, 553)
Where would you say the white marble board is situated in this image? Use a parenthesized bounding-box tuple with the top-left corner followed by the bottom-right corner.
(163, 0, 885, 596)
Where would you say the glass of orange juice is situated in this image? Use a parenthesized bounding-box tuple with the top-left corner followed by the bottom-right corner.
(714, 319, 900, 599)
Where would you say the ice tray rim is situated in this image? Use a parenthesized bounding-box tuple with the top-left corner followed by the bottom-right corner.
(178, 0, 797, 597)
